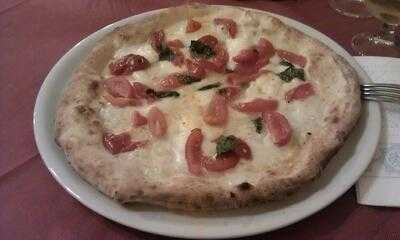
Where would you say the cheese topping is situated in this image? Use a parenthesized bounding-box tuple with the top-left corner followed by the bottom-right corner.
(96, 9, 328, 185)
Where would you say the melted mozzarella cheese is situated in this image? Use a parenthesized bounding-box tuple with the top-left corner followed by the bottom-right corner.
(97, 9, 325, 186)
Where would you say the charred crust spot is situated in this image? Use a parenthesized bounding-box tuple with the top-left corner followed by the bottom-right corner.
(65, 143, 72, 151)
(75, 105, 95, 116)
(76, 165, 85, 174)
(230, 192, 236, 198)
(155, 193, 172, 202)
(136, 190, 144, 196)
(332, 116, 339, 123)
(203, 194, 215, 204)
(89, 81, 99, 91)
(286, 190, 296, 197)
(91, 120, 101, 126)
(330, 106, 339, 113)
(237, 182, 253, 191)
(336, 130, 347, 142)
(307, 132, 312, 136)
(54, 138, 61, 147)
(119, 33, 131, 41)
(192, 203, 202, 210)
(62, 98, 70, 105)
(250, 196, 265, 205)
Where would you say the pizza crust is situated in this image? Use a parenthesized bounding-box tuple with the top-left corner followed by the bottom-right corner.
(55, 4, 361, 211)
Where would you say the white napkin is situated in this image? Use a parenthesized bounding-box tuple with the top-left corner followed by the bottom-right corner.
(355, 56, 400, 207)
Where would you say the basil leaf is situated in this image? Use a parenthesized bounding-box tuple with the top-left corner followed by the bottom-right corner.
(159, 46, 175, 61)
(278, 65, 305, 82)
(252, 117, 263, 134)
(216, 135, 237, 155)
(197, 83, 221, 91)
(155, 91, 180, 98)
(177, 74, 201, 85)
(145, 89, 179, 99)
(280, 60, 294, 68)
(189, 40, 215, 59)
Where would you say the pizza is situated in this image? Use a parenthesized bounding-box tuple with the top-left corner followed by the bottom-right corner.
(55, 4, 361, 211)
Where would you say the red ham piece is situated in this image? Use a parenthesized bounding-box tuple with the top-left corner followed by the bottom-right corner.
(285, 83, 315, 102)
(103, 132, 147, 155)
(132, 111, 148, 127)
(233, 98, 278, 114)
(196, 43, 229, 73)
(149, 29, 165, 53)
(233, 138, 252, 160)
(191, 35, 228, 73)
(206, 43, 229, 73)
(186, 19, 202, 33)
(158, 74, 183, 90)
(203, 93, 228, 126)
(217, 86, 241, 101)
(109, 54, 150, 75)
(186, 59, 206, 79)
(262, 111, 292, 147)
(167, 39, 184, 49)
(233, 48, 259, 64)
(185, 128, 205, 176)
(171, 48, 185, 67)
(102, 92, 141, 107)
(203, 152, 240, 172)
(130, 82, 157, 103)
(103, 77, 133, 98)
(147, 106, 167, 138)
(276, 49, 307, 68)
(184, 132, 253, 175)
(256, 38, 275, 60)
(198, 35, 219, 48)
(233, 38, 275, 75)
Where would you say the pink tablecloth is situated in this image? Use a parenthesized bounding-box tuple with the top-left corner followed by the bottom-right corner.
(1, 0, 399, 239)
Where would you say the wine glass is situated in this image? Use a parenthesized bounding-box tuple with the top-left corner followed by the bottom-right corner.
(352, 0, 400, 57)
(329, 0, 372, 18)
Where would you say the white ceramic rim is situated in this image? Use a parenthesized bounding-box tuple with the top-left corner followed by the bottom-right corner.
(33, 6, 381, 239)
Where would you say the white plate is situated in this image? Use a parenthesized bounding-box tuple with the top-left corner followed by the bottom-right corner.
(33, 6, 381, 239)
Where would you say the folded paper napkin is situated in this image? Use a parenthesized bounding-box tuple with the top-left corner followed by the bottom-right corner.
(355, 56, 400, 207)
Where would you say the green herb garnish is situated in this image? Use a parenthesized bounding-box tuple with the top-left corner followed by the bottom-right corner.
(252, 117, 263, 134)
(189, 40, 215, 59)
(280, 60, 293, 67)
(278, 60, 305, 82)
(197, 83, 221, 91)
(146, 89, 179, 99)
(155, 91, 180, 98)
(177, 74, 201, 85)
(216, 135, 237, 156)
(159, 46, 175, 61)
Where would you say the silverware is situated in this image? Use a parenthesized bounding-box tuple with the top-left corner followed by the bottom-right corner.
(360, 83, 400, 103)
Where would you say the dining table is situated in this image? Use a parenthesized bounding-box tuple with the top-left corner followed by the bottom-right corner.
(1, 0, 400, 239)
